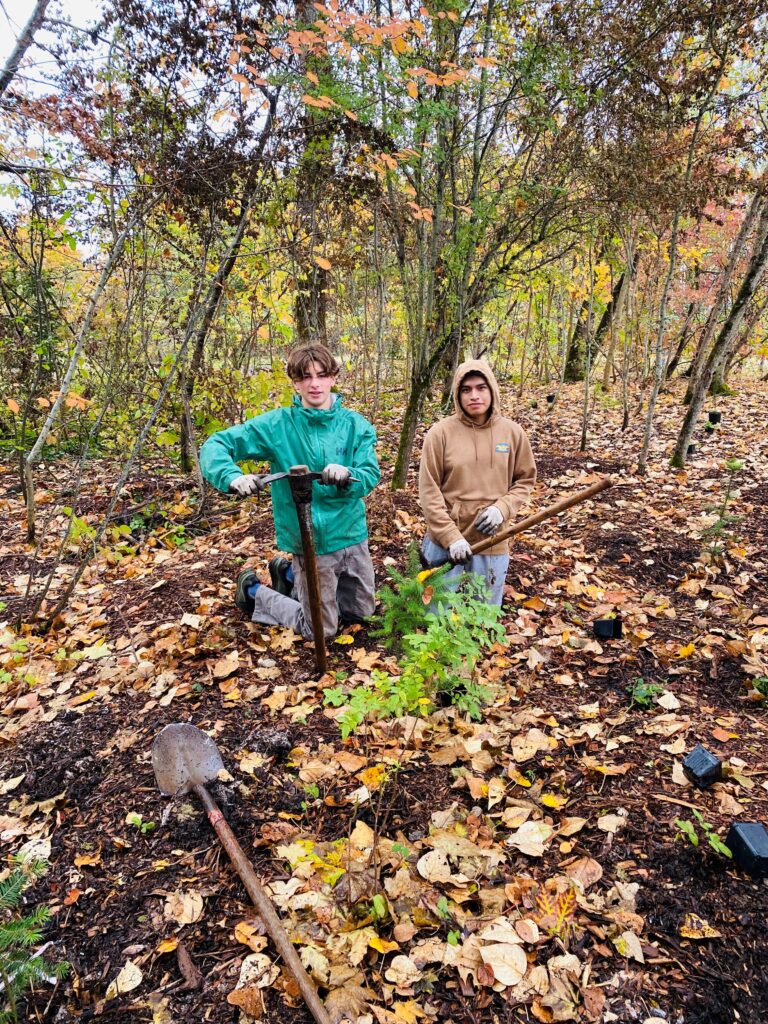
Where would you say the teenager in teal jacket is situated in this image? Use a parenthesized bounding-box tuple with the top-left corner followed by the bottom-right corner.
(200, 344, 380, 638)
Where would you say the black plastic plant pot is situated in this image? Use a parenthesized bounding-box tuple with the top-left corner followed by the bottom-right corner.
(726, 822, 768, 878)
(687, 444, 697, 456)
(593, 618, 622, 640)
(546, 394, 556, 403)
(682, 744, 722, 789)
(708, 411, 722, 424)
(704, 422, 715, 434)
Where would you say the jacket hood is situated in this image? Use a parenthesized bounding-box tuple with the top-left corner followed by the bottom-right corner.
(452, 359, 502, 425)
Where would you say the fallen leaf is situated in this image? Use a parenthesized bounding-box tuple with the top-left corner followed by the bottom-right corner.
(597, 812, 627, 834)
(612, 929, 644, 962)
(417, 849, 452, 883)
(479, 942, 527, 986)
(105, 959, 143, 1000)
(712, 726, 737, 742)
(506, 820, 554, 857)
(680, 913, 722, 939)
(385, 954, 421, 989)
(234, 920, 267, 952)
(164, 889, 204, 925)
(213, 650, 240, 679)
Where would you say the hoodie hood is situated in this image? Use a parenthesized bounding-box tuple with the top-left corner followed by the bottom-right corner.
(452, 359, 502, 426)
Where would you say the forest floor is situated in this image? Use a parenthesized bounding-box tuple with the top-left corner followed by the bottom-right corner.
(1, 378, 767, 1024)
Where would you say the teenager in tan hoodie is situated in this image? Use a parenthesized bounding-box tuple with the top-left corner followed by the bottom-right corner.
(418, 359, 536, 605)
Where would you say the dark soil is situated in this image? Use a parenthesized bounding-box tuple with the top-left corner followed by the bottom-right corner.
(2, 383, 768, 1024)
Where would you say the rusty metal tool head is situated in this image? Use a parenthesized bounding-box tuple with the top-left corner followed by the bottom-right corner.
(151, 724, 331, 1024)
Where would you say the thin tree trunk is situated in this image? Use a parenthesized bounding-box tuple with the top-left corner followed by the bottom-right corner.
(684, 192, 764, 402)
(638, 89, 715, 475)
(671, 204, 768, 467)
(37, 197, 255, 626)
(24, 202, 151, 540)
(0, 0, 50, 101)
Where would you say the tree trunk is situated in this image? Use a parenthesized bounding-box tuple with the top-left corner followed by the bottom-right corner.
(0, 0, 50, 101)
(671, 203, 768, 467)
(683, 192, 764, 403)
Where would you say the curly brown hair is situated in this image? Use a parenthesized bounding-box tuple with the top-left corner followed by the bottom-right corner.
(286, 344, 340, 381)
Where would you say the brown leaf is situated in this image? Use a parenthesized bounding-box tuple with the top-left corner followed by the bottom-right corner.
(176, 941, 203, 991)
(325, 984, 370, 1024)
(226, 986, 263, 1015)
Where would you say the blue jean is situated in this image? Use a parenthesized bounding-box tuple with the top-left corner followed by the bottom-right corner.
(420, 535, 509, 607)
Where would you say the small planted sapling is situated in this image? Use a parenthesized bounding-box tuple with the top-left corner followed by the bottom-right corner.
(701, 457, 744, 561)
(674, 810, 732, 858)
(0, 856, 69, 1022)
(626, 677, 663, 709)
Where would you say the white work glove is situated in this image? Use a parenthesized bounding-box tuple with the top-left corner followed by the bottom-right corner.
(449, 538, 473, 564)
(322, 463, 351, 486)
(229, 474, 268, 497)
(474, 505, 504, 536)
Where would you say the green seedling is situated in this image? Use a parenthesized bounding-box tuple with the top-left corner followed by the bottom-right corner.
(674, 810, 732, 858)
(326, 563, 504, 737)
(371, 894, 388, 921)
(626, 677, 663, 709)
(435, 896, 451, 920)
(125, 811, 156, 835)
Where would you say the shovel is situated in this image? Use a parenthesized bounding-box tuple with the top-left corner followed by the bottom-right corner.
(151, 723, 331, 1024)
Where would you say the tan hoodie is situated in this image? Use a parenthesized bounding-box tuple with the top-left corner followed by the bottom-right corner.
(418, 359, 536, 555)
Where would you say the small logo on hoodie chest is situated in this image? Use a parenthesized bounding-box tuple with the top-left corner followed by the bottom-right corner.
(495, 442, 510, 453)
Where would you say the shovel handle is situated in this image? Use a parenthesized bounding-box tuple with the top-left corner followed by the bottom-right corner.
(427, 476, 613, 570)
(194, 784, 332, 1024)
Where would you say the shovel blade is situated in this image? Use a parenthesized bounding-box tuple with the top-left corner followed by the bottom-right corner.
(152, 723, 225, 796)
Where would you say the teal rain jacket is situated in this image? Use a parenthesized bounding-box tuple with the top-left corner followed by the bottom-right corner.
(199, 395, 380, 556)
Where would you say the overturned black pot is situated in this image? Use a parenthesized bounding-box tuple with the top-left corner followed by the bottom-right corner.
(682, 744, 722, 789)
(594, 617, 622, 640)
(687, 444, 697, 456)
(726, 822, 768, 878)
(708, 410, 722, 424)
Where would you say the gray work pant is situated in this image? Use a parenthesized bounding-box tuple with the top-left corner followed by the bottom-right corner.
(251, 539, 376, 639)
(420, 535, 509, 607)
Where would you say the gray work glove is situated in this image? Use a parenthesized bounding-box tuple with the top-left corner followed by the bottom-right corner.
(474, 505, 504, 536)
(229, 474, 268, 497)
(449, 538, 473, 564)
(321, 463, 351, 486)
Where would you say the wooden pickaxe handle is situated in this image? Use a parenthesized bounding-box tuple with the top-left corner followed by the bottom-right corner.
(428, 476, 613, 569)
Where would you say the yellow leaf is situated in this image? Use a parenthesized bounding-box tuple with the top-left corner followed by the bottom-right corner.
(680, 913, 721, 939)
(334, 634, 354, 645)
(406, 80, 418, 99)
(357, 764, 387, 790)
(523, 596, 546, 611)
(540, 792, 568, 809)
(6, 398, 20, 414)
(74, 850, 102, 867)
(416, 569, 434, 582)
(69, 689, 98, 707)
(313, 255, 332, 270)
(677, 642, 696, 658)
(156, 937, 179, 954)
(369, 935, 400, 954)
(508, 768, 532, 788)
(392, 35, 408, 54)
(234, 920, 268, 952)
